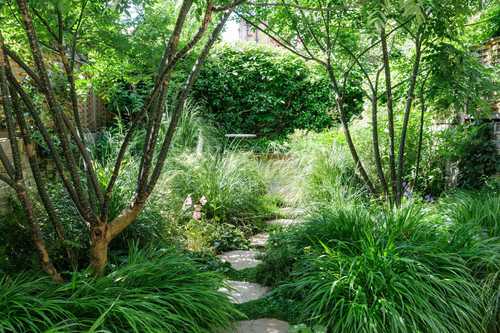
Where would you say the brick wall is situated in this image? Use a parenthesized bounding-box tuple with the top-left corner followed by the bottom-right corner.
(238, 21, 277, 47)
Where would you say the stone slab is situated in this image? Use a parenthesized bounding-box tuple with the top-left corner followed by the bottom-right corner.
(279, 207, 305, 218)
(218, 250, 262, 270)
(225, 319, 290, 333)
(219, 280, 270, 304)
(266, 219, 302, 227)
(250, 233, 269, 248)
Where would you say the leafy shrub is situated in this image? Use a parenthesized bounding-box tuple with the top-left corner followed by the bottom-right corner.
(192, 44, 363, 139)
(106, 80, 153, 117)
(0, 247, 239, 332)
(0, 199, 41, 274)
(437, 122, 497, 190)
(183, 220, 250, 253)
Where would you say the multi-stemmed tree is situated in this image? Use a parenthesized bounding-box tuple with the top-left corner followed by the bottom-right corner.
(239, 0, 478, 206)
(0, 0, 244, 280)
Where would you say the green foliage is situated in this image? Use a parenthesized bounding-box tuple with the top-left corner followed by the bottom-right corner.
(106, 80, 153, 116)
(441, 189, 500, 239)
(0, 190, 90, 273)
(0, 274, 75, 332)
(288, 237, 484, 332)
(466, 2, 500, 42)
(424, 42, 498, 116)
(261, 130, 365, 207)
(1, 103, 273, 272)
(258, 194, 500, 332)
(192, 44, 363, 139)
(236, 293, 302, 325)
(313, 111, 496, 197)
(0, 247, 239, 332)
(257, 201, 369, 287)
(159, 147, 276, 252)
(94, 105, 272, 254)
(167, 150, 272, 229)
(0, 200, 40, 274)
(437, 122, 497, 189)
(183, 220, 250, 253)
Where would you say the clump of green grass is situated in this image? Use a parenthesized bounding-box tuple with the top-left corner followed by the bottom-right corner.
(0, 247, 239, 332)
(289, 240, 484, 333)
(262, 129, 365, 207)
(0, 274, 75, 332)
(258, 199, 500, 332)
(166, 150, 274, 229)
(442, 190, 500, 237)
(256, 202, 369, 286)
(440, 190, 500, 331)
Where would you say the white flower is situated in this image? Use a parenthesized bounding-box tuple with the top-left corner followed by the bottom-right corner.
(182, 195, 193, 210)
(199, 195, 208, 206)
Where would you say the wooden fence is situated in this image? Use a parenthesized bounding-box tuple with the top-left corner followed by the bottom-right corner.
(478, 36, 500, 157)
(0, 138, 34, 214)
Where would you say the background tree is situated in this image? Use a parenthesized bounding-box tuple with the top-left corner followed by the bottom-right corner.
(0, 0, 245, 279)
(239, 0, 484, 205)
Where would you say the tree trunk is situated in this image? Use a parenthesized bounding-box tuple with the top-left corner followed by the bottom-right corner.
(90, 223, 110, 276)
(414, 83, 427, 190)
(396, 36, 422, 204)
(380, 27, 397, 205)
(18, 189, 63, 283)
(371, 86, 388, 199)
(1, 31, 63, 282)
(325, 65, 376, 195)
(90, 203, 144, 275)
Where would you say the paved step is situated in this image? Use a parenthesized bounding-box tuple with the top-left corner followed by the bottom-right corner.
(219, 280, 270, 304)
(250, 233, 269, 248)
(279, 207, 305, 218)
(218, 250, 262, 270)
(224, 319, 289, 332)
(266, 218, 303, 228)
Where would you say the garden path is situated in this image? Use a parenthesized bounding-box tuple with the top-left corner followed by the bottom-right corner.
(219, 207, 305, 333)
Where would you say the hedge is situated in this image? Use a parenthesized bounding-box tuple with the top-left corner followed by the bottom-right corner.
(191, 44, 363, 139)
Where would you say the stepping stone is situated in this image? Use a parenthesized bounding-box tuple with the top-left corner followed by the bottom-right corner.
(266, 219, 302, 227)
(218, 250, 262, 270)
(225, 319, 290, 333)
(279, 207, 305, 218)
(219, 280, 270, 304)
(250, 233, 269, 248)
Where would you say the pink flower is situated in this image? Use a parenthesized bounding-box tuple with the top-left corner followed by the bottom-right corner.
(182, 195, 193, 210)
(192, 205, 202, 221)
(200, 196, 208, 206)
